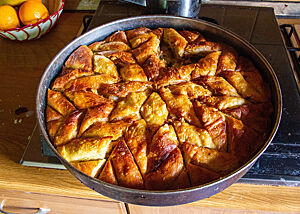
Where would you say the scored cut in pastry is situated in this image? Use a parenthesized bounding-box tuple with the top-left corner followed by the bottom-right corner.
(216, 46, 238, 74)
(52, 69, 94, 91)
(173, 121, 215, 149)
(147, 124, 179, 173)
(47, 89, 76, 116)
(103, 138, 144, 189)
(98, 159, 118, 186)
(194, 101, 227, 151)
(191, 51, 221, 79)
(163, 28, 188, 57)
(65, 45, 93, 71)
(155, 64, 196, 88)
(64, 74, 120, 92)
(78, 103, 114, 136)
(193, 76, 240, 97)
(142, 54, 166, 81)
(53, 110, 84, 147)
(125, 119, 148, 175)
(71, 159, 106, 177)
(182, 143, 240, 175)
(145, 147, 187, 190)
(221, 71, 266, 102)
(46, 106, 62, 122)
(93, 55, 119, 78)
(64, 91, 113, 110)
(140, 92, 169, 133)
(132, 33, 160, 64)
(57, 137, 114, 162)
(168, 82, 212, 99)
(47, 27, 273, 190)
(82, 120, 132, 140)
(110, 91, 149, 121)
(199, 95, 246, 111)
(179, 30, 204, 43)
(97, 81, 152, 100)
(160, 87, 201, 127)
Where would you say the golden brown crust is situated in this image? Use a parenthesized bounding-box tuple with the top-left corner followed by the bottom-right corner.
(47, 89, 76, 116)
(53, 110, 84, 147)
(142, 54, 166, 81)
(105, 31, 129, 44)
(98, 159, 118, 185)
(168, 82, 212, 99)
(193, 76, 240, 97)
(71, 159, 106, 177)
(194, 101, 227, 151)
(64, 91, 113, 110)
(140, 92, 168, 133)
(160, 87, 201, 127)
(104, 51, 136, 67)
(93, 55, 119, 78)
(184, 41, 222, 57)
(82, 120, 131, 140)
(147, 124, 179, 173)
(46, 106, 62, 122)
(191, 51, 221, 79)
(52, 69, 94, 91)
(119, 63, 148, 82)
(78, 103, 114, 136)
(155, 64, 195, 88)
(64, 74, 120, 92)
(97, 81, 152, 99)
(179, 30, 203, 43)
(199, 96, 246, 111)
(109, 138, 144, 189)
(216, 46, 238, 74)
(65, 45, 93, 71)
(174, 121, 215, 149)
(57, 137, 113, 162)
(226, 115, 264, 163)
(47, 27, 273, 190)
(110, 91, 149, 121)
(145, 147, 186, 190)
(89, 41, 131, 52)
(126, 27, 152, 40)
(125, 119, 148, 175)
(221, 71, 266, 102)
(132, 34, 160, 64)
(182, 143, 239, 175)
(163, 28, 188, 57)
(47, 119, 63, 140)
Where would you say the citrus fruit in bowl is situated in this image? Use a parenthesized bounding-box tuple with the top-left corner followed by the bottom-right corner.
(0, 0, 64, 41)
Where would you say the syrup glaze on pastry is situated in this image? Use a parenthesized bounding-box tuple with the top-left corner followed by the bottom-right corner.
(46, 27, 273, 190)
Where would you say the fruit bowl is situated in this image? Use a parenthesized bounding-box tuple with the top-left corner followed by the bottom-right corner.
(0, 0, 64, 41)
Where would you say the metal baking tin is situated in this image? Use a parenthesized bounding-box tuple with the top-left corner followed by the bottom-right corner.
(36, 15, 282, 206)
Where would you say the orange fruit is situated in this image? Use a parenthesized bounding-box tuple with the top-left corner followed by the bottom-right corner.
(19, 0, 49, 25)
(0, 5, 20, 30)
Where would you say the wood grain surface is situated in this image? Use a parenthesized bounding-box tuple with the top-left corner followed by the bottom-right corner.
(0, 13, 300, 213)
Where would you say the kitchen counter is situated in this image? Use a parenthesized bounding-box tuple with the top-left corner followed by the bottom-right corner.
(0, 12, 299, 213)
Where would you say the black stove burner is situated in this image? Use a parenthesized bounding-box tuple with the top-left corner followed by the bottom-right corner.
(41, 2, 300, 186)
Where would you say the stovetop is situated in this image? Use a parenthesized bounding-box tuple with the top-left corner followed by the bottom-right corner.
(21, 2, 300, 186)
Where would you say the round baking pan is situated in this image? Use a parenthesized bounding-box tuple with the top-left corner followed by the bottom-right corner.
(36, 15, 282, 206)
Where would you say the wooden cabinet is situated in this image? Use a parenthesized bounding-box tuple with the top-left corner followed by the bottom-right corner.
(0, 189, 126, 214)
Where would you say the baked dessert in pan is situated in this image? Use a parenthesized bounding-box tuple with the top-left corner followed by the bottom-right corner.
(46, 27, 273, 190)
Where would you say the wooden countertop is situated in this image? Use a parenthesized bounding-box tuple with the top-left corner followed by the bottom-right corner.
(0, 12, 299, 212)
